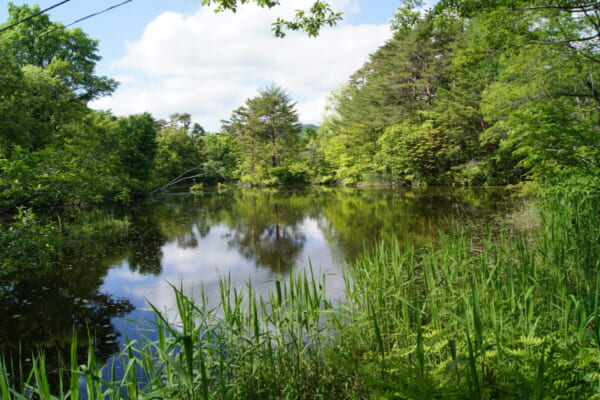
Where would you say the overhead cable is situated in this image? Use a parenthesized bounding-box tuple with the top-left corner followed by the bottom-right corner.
(10, 0, 133, 48)
(63, 0, 133, 29)
(0, 0, 74, 34)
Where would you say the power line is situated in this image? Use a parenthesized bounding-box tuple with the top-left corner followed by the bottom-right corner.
(0, 0, 74, 34)
(64, 0, 133, 29)
(10, 0, 133, 48)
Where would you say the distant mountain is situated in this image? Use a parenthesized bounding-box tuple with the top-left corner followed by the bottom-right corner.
(300, 124, 319, 135)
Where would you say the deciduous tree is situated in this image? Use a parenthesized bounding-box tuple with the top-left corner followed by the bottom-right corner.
(1, 3, 117, 102)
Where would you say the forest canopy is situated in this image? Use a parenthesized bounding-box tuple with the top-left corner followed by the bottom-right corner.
(315, 0, 600, 186)
(1, 0, 599, 211)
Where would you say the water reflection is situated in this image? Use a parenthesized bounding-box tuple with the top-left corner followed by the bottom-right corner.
(317, 187, 509, 258)
(125, 219, 165, 275)
(94, 187, 520, 316)
(0, 266, 134, 388)
(225, 191, 307, 272)
(0, 186, 523, 382)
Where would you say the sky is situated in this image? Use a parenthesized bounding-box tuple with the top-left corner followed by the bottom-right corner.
(1, 0, 409, 131)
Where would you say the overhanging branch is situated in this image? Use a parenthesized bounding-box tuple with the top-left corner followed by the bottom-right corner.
(150, 164, 207, 194)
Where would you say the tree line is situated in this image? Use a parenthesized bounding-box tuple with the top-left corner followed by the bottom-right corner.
(316, 0, 600, 188)
(1, 0, 599, 211)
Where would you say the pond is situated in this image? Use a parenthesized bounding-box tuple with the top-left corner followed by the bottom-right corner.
(0, 186, 526, 376)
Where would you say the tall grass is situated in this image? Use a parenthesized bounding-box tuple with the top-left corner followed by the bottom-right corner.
(1, 194, 599, 399)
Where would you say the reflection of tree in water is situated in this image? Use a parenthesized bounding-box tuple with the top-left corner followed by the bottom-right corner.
(125, 219, 165, 275)
(229, 221, 306, 273)
(175, 231, 199, 249)
(318, 187, 516, 260)
(57, 207, 167, 276)
(59, 187, 514, 278)
(59, 193, 236, 278)
(119, 190, 309, 273)
(0, 186, 519, 395)
(226, 190, 308, 273)
(0, 268, 134, 391)
(122, 193, 236, 265)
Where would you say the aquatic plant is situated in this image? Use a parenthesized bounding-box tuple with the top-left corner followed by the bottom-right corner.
(1, 193, 599, 399)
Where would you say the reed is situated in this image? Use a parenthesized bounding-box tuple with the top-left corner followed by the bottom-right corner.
(1, 193, 599, 399)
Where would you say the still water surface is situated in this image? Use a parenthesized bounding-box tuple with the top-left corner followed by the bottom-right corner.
(1, 186, 524, 368)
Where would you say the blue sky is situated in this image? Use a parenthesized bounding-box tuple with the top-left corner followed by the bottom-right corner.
(1, 0, 405, 130)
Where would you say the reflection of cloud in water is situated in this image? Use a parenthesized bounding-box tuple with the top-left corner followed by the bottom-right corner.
(102, 219, 349, 323)
(109, 264, 151, 282)
(291, 218, 347, 302)
(162, 224, 255, 274)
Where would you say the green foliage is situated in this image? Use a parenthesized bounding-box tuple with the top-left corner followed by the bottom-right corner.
(3, 0, 600, 209)
(342, 192, 600, 398)
(317, 12, 465, 185)
(0, 5, 149, 209)
(154, 113, 205, 184)
(480, 24, 600, 181)
(0, 111, 135, 208)
(0, 53, 28, 150)
(270, 162, 312, 184)
(222, 85, 302, 185)
(0, 54, 86, 151)
(113, 113, 158, 193)
(200, 0, 342, 38)
(378, 120, 450, 184)
(314, 0, 600, 187)
(189, 182, 204, 192)
(450, 161, 488, 186)
(202, 133, 237, 181)
(1, 3, 117, 102)
(1, 146, 115, 208)
(391, 0, 425, 33)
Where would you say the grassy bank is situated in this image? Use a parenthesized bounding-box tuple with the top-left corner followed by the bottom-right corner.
(2, 192, 599, 399)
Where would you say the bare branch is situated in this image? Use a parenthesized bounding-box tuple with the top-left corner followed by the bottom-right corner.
(150, 164, 207, 193)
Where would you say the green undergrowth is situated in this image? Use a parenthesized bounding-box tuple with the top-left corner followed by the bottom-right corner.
(1, 192, 599, 399)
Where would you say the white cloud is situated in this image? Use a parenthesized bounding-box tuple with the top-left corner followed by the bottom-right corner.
(112, 74, 136, 85)
(91, 0, 391, 130)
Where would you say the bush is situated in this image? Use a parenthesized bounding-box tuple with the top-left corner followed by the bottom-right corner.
(270, 162, 312, 184)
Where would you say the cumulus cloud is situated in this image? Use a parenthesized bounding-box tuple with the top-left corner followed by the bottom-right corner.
(91, 0, 392, 130)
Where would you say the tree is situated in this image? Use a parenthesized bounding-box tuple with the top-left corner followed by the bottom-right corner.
(0, 110, 137, 208)
(0, 52, 88, 151)
(1, 3, 117, 102)
(253, 85, 301, 169)
(202, 0, 342, 37)
(0, 5, 161, 209)
(318, 8, 462, 184)
(440, 0, 600, 181)
(202, 133, 237, 181)
(0, 52, 29, 149)
(480, 32, 600, 179)
(154, 114, 205, 184)
(377, 119, 451, 184)
(0, 3, 116, 152)
(222, 85, 302, 184)
(114, 113, 158, 193)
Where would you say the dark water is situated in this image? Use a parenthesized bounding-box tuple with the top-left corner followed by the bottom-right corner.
(0, 186, 524, 376)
